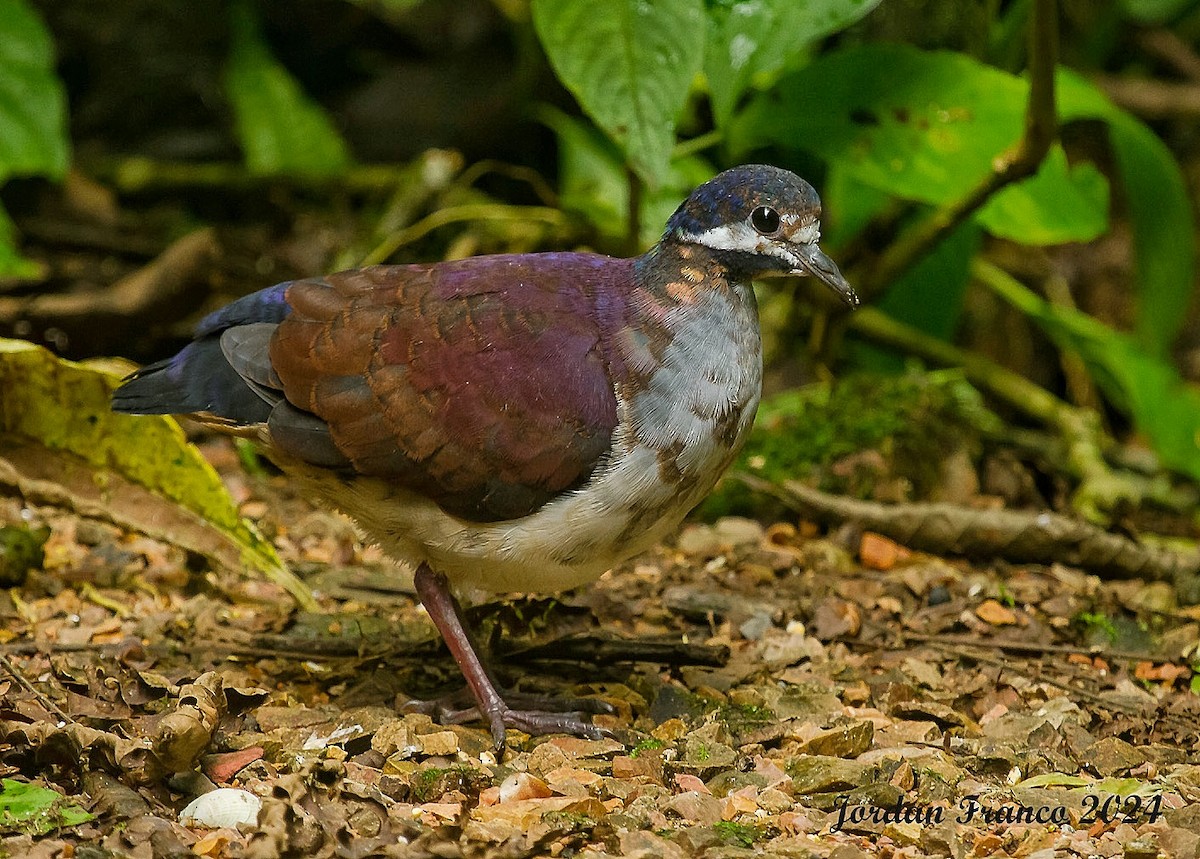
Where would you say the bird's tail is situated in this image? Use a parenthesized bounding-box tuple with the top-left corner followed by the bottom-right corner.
(111, 338, 273, 425)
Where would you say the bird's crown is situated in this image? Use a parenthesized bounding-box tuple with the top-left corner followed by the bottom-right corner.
(664, 164, 822, 247)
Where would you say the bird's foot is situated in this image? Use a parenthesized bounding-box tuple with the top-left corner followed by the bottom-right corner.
(412, 565, 622, 753)
(403, 687, 614, 749)
(404, 686, 612, 717)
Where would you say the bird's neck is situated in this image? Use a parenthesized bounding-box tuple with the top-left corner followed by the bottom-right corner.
(634, 240, 745, 302)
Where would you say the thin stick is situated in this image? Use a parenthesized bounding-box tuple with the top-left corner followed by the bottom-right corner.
(0, 653, 71, 725)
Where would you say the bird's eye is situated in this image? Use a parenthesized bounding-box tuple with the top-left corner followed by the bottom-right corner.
(750, 206, 781, 235)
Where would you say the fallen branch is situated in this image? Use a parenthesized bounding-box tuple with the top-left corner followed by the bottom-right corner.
(0, 228, 218, 329)
(739, 475, 1200, 602)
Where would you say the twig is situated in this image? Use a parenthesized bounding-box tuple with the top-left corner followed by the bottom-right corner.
(1095, 75, 1200, 119)
(360, 203, 569, 267)
(899, 631, 1189, 665)
(857, 0, 1059, 300)
(913, 638, 1153, 716)
(0, 653, 71, 725)
(626, 167, 643, 256)
(672, 130, 723, 160)
(737, 475, 1200, 600)
(504, 635, 730, 668)
(0, 228, 218, 327)
(1137, 29, 1200, 81)
(95, 154, 462, 196)
(455, 160, 559, 207)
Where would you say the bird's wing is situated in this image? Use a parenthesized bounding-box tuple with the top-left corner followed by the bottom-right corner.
(265, 255, 623, 522)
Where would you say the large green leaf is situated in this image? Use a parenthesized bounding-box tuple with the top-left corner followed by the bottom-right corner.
(978, 262, 1200, 482)
(532, 0, 705, 187)
(731, 45, 1110, 247)
(853, 221, 980, 372)
(0, 338, 316, 610)
(821, 162, 892, 252)
(1057, 70, 1195, 359)
(733, 45, 1192, 358)
(224, 2, 351, 177)
(0, 0, 68, 181)
(731, 46, 1029, 204)
(703, 0, 882, 129)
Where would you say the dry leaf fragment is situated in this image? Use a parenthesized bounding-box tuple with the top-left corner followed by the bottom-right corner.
(155, 671, 225, 772)
(860, 532, 910, 570)
(974, 598, 1018, 626)
(498, 772, 552, 803)
(202, 747, 264, 784)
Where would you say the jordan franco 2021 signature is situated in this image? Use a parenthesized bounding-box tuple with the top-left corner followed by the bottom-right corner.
(832, 792, 1164, 832)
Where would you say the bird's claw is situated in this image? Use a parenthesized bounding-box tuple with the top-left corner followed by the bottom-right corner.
(401, 687, 614, 752)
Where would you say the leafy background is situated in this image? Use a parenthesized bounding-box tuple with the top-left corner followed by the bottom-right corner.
(2, 0, 1200, 850)
(0, 2, 1198, 567)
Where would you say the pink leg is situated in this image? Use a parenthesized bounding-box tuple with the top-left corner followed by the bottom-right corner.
(412, 563, 610, 752)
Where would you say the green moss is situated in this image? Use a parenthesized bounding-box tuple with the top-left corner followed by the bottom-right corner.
(410, 765, 486, 803)
(713, 820, 763, 847)
(1073, 611, 1118, 645)
(630, 737, 665, 758)
(699, 370, 1002, 519)
(542, 810, 597, 831)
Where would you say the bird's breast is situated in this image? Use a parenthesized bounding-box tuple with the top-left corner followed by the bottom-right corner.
(494, 280, 763, 578)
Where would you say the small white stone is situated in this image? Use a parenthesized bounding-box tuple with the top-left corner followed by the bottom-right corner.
(179, 788, 261, 829)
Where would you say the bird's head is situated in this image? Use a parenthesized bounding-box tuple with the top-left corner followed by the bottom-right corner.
(663, 164, 858, 307)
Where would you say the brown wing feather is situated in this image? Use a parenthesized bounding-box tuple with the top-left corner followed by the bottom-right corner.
(267, 255, 625, 522)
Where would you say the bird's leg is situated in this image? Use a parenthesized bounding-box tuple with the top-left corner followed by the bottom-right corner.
(412, 563, 609, 752)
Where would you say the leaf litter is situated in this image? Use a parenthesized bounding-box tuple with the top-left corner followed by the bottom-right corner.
(0, 435, 1197, 857)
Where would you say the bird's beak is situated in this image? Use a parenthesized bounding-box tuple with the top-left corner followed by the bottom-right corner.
(790, 242, 859, 307)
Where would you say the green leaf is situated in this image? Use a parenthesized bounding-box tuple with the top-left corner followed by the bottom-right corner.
(0, 338, 317, 610)
(976, 147, 1109, 244)
(0, 203, 43, 281)
(0, 0, 69, 181)
(542, 107, 714, 248)
(978, 263, 1200, 482)
(0, 779, 93, 835)
(1058, 70, 1195, 359)
(821, 162, 892, 251)
(880, 220, 980, 341)
(731, 45, 1109, 245)
(224, 2, 351, 177)
(1120, 0, 1196, 24)
(732, 45, 1029, 204)
(532, 0, 705, 186)
(703, 0, 882, 129)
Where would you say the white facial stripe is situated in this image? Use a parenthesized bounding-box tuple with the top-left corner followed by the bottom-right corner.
(680, 222, 766, 254)
(680, 218, 822, 268)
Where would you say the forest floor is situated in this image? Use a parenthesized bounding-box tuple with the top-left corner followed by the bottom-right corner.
(0, 432, 1198, 858)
